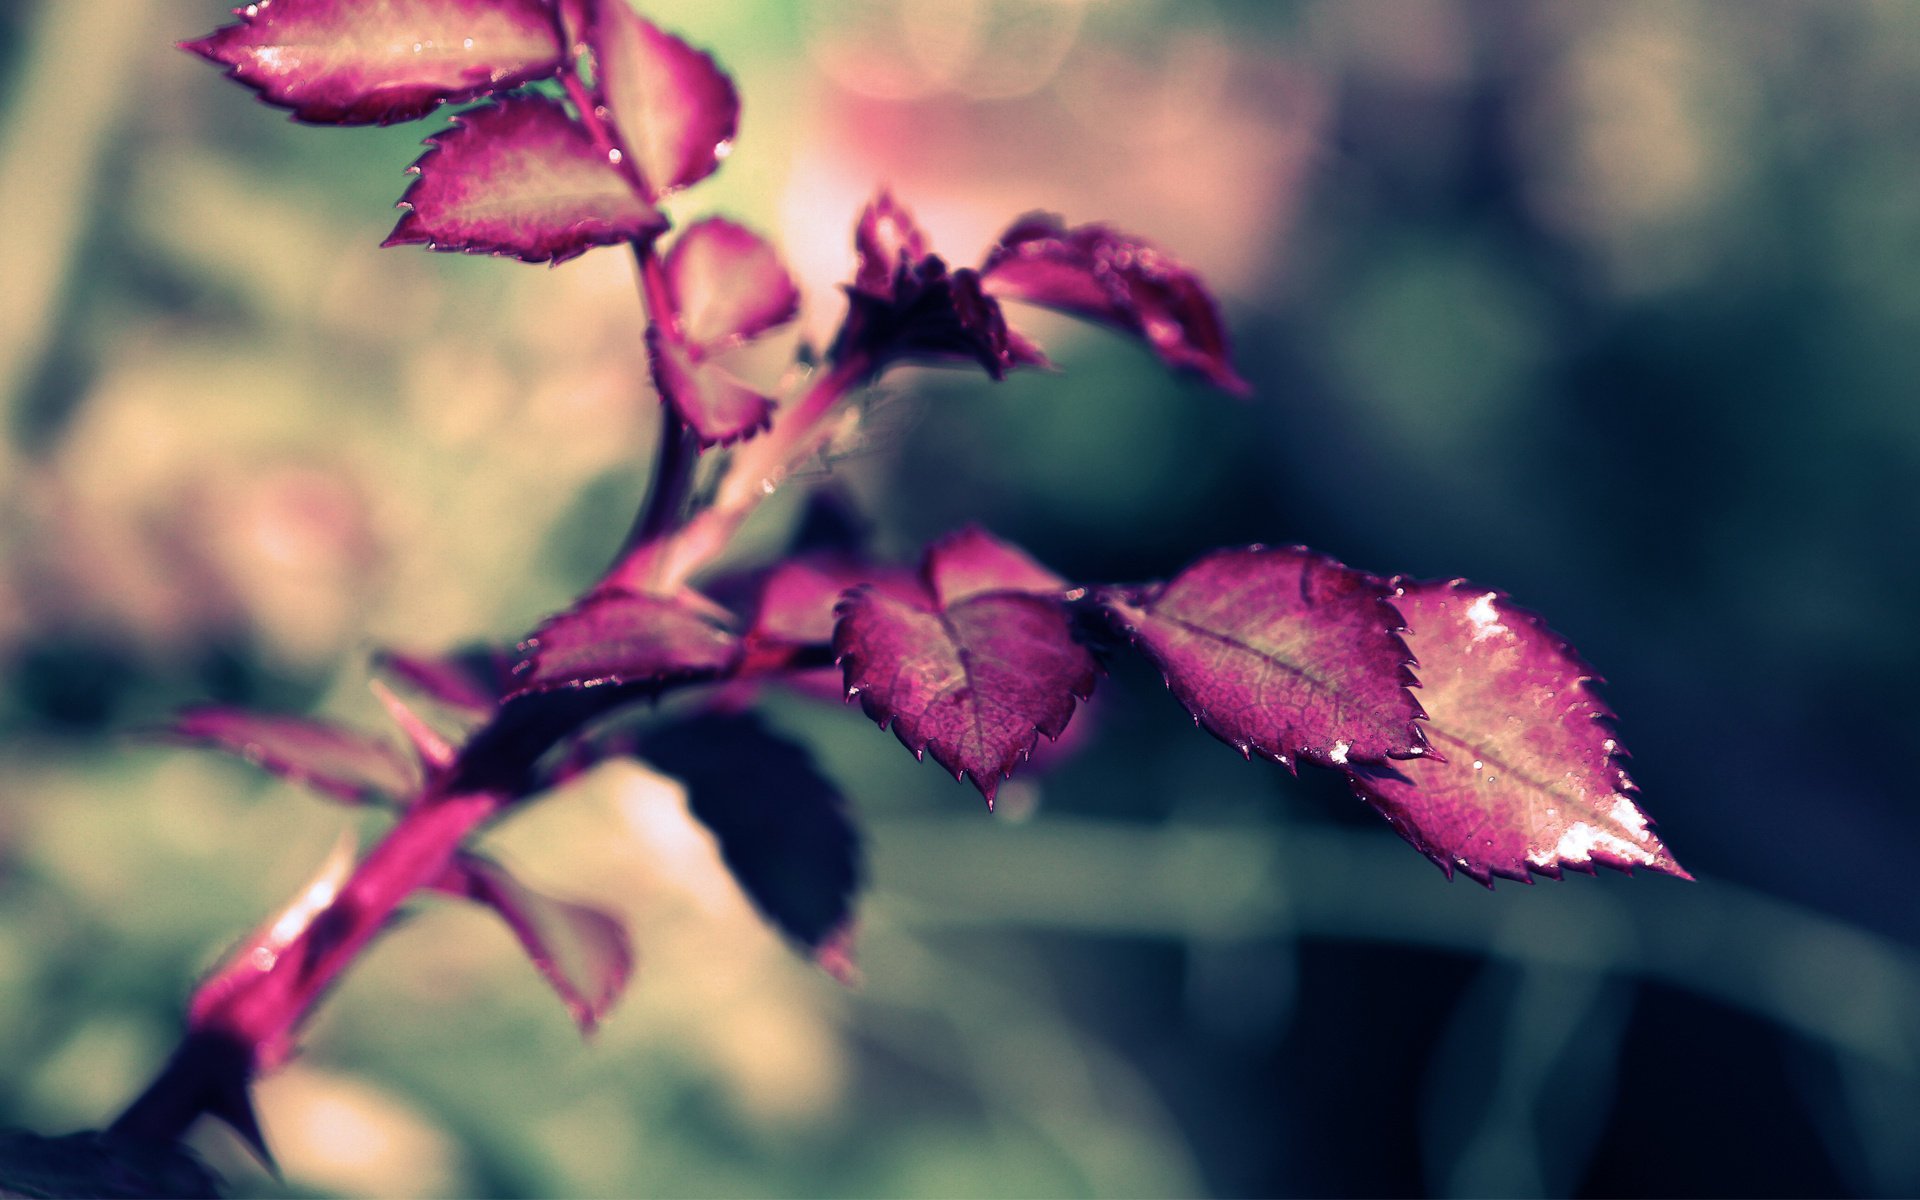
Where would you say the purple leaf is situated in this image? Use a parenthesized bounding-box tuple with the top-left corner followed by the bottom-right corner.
(167, 706, 419, 804)
(433, 852, 633, 1031)
(373, 645, 514, 718)
(664, 218, 800, 352)
(830, 191, 1050, 381)
(922, 525, 1067, 605)
(646, 327, 774, 446)
(981, 213, 1250, 395)
(1101, 546, 1426, 771)
(1347, 580, 1688, 886)
(834, 530, 1093, 803)
(183, 0, 566, 125)
(640, 713, 862, 955)
(748, 555, 923, 648)
(513, 588, 741, 696)
(588, 0, 738, 198)
(384, 96, 667, 264)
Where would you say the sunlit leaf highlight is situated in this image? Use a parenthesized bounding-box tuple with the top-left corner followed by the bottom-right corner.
(183, 0, 565, 125)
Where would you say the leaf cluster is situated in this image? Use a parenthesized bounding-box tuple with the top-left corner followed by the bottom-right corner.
(76, 0, 1689, 1175)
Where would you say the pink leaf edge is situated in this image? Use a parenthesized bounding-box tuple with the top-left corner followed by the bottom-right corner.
(433, 852, 633, 1032)
(664, 217, 800, 352)
(981, 213, 1251, 395)
(1101, 545, 1427, 772)
(512, 588, 742, 696)
(588, 0, 739, 198)
(384, 96, 666, 265)
(1349, 579, 1689, 887)
(646, 327, 775, 447)
(165, 706, 420, 804)
(183, 0, 566, 126)
(832, 528, 1092, 805)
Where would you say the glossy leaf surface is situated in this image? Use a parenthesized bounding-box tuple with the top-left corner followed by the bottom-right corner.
(982, 214, 1250, 394)
(641, 714, 862, 954)
(385, 97, 667, 264)
(834, 530, 1092, 803)
(589, 0, 738, 197)
(1348, 580, 1687, 885)
(183, 0, 565, 125)
(647, 327, 774, 446)
(1102, 547, 1425, 770)
(433, 852, 633, 1031)
(513, 589, 741, 695)
(168, 707, 419, 803)
(665, 218, 800, 351)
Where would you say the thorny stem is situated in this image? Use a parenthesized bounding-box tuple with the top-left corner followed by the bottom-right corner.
(608, 349, 872, 593)
(555, 59, 707, 562)
(623, 244, 701, 553)
(112, 791, 502, 1146)
(111, 35, 868, 1155)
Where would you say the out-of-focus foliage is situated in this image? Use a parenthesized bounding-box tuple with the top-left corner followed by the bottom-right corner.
(3, 0, 1919, 1196)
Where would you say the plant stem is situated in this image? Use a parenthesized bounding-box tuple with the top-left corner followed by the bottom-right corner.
(621, 242, 700, 555)
(608, 350, 871, 593)
(111, 791, 502, 1141)
(111, 42, 857, 1151)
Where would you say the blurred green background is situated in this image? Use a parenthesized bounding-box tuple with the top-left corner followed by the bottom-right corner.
(4, 0, 1920, 1195)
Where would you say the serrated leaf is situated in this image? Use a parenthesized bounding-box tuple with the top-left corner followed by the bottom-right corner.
(834, 531, 1092, 803)
(640, 713, 862, 953)
(433, 852, 633, 1031)
(168, 707, 419, 803)
(1347, 580, 1688, 886)
(183, 0, 565, 125)
(981, 213, 1250, 395)
(1102, 546, 1426, 771)
(384, 96, 667, 264)
(513, 589, 741, 695)
(830, 191, 1050, 381)
(589, 0, 738, 198)
(646, 326, 774, 446)
(665, 218, 800, 351)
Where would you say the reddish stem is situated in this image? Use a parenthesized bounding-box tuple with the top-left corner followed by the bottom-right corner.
(607, 350, 871, 593)
(113, 34, 844, 1150)
(192, 791, 502, 1065)
(556, 58, 708, 559)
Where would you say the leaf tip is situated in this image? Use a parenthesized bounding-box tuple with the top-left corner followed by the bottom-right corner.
(177, 34, 221, 62)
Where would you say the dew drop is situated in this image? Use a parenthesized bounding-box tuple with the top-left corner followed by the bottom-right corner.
(1472, 760, 1483, 772)
(608, 147, 623, 165)
(412, 41, 424, 53)
(714, 140, 734, 160)
(463, 37, 475, 49)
